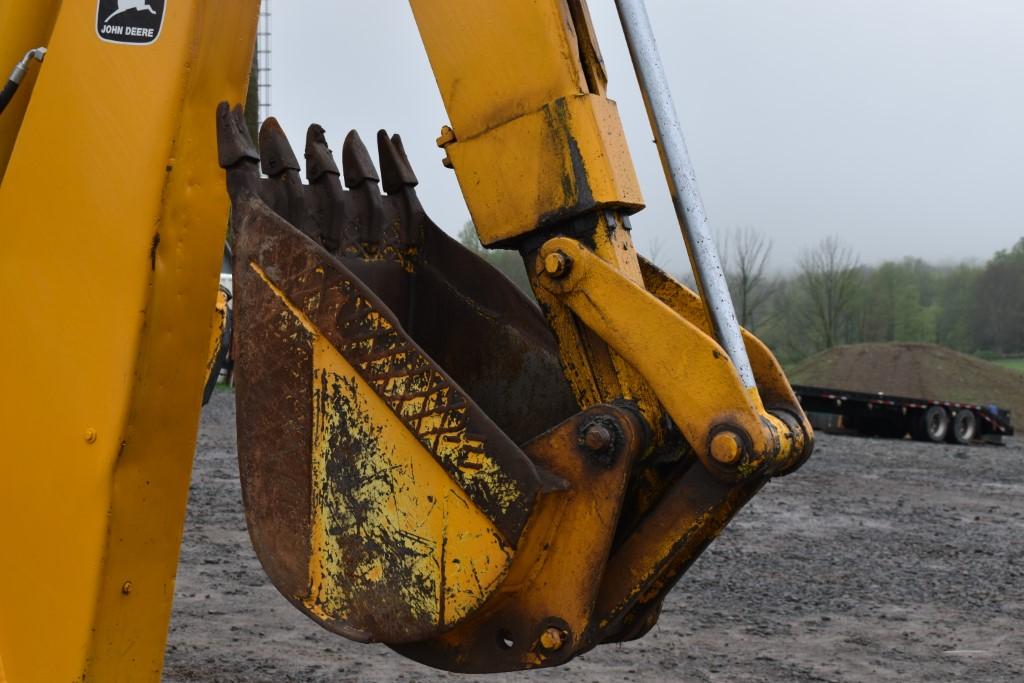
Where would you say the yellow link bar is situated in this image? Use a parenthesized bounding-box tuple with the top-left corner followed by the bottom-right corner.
(536, 237, 802, 480)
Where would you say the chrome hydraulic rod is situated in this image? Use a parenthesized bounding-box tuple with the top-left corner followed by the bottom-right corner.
(614, 0, 756, 390)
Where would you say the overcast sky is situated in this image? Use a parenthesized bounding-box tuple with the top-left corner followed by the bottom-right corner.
(269, 1, 1024, 275)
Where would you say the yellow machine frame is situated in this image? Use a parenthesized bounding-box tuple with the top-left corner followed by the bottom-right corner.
(0, 2, 258, 680)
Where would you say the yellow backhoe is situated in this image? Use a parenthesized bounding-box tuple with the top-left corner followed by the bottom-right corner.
(0, 1, 813, 680)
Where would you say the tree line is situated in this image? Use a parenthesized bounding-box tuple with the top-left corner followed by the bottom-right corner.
(716, 229, 1024, 365)
(457, 221, 1024, 366)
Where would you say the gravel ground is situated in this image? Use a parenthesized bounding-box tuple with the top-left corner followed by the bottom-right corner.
(164, 390, 1024, 682)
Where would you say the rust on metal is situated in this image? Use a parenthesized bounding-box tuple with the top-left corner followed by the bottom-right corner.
(394, 404, 646, 673)
(593, 465, 764, 644)
(217, 103, 580, 647)
(215, 97, 815, 672)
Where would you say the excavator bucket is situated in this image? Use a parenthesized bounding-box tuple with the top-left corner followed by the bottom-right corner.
(217, 104, 587, 643)
(217, 95, 812, 672)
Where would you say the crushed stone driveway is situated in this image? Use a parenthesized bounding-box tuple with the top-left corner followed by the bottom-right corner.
(164, 391, 1024, 682)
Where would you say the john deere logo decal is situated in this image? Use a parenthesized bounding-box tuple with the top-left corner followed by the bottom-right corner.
(97, 0, 165, 45)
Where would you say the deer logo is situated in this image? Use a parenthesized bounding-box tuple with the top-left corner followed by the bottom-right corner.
(97, 0, 164, 45)
(104, 1, 157, 24)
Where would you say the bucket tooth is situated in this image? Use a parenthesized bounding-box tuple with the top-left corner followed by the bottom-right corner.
(378, 130, 418, 193)
(304, 124, 341, 182)
(215, 103, 260, 196)
(258, 118, 320, 241)
(343, 130, 384, 246)
(378, 130, 423, 249)
(341, 130, 380, 189)
(303, 124, 347, 251)
(216, 102, 258, 167)
(259, 118, 301, 176)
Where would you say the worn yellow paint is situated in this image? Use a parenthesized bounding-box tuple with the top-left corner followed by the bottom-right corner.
(406, 4, 684, 660)
(640, 258, 812, 414)
(528, 211, 666, 448)
(640, 257, 813, 471)
(205, 287, 230, 378)
(250, 260, 526, 522)
(307, 338, 512, 629)
(0, 2, 259, 681)
(413, 1, 663, 438)
(0, 0, 62, 181)
(459, 95, 641, 245)
(445, 94, 643, 246)
(249, 260, 515, 632)
(411, 0, 588, 140)
(412, 0, 643, 246)
(537, 237, 799, 472)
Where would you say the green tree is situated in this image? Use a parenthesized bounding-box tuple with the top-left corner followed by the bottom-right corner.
(858, 259, 937, 343)
(972, 237, 1024, 354)
(935, 264, 980, 351)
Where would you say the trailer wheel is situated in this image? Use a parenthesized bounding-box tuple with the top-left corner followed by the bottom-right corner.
(912, 406, 949, 442)
(946, 409, 977, 445)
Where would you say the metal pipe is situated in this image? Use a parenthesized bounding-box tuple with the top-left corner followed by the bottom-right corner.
(614, 0, 756, 390)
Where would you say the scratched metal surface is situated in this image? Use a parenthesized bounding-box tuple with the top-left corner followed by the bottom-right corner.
(220, 105, 581, 648)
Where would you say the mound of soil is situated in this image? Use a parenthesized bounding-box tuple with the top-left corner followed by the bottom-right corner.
(790, 342, 1024, 419)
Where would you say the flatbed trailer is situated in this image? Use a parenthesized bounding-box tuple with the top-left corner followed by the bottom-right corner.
(793, 385, 1014, 445)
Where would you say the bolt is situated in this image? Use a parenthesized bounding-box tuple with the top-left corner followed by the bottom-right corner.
(84, 428, 97, 444)
(709, 430, 744, 465)
(436, 125, 456, 148)
(441, 154, 453, 169)
(539, 626, 565, 651)
(582, 423, 613, 452)
(121, 581, 133, 595)
(544, 251, 571, 278)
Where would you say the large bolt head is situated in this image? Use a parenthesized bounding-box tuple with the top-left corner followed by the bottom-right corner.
(710, 430, 744, 465)
(544, 251, 571, 278)
(539, 626, 566, 651)
(435, 125, 456, 148)
(582, 423, 613, 452)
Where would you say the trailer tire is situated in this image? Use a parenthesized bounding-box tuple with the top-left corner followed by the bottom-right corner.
(946, 409, 977, 445)
(912, 406, 949, 443)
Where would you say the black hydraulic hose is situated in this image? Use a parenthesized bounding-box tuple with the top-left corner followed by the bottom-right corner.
(0, 47, 47, 116)
(0, 79, 18, 115)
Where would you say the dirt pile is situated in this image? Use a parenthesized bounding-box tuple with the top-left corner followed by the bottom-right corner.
(790, 342, 1024, 419)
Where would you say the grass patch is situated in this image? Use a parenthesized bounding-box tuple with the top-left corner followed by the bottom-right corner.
(992, 357, 1024, 372)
